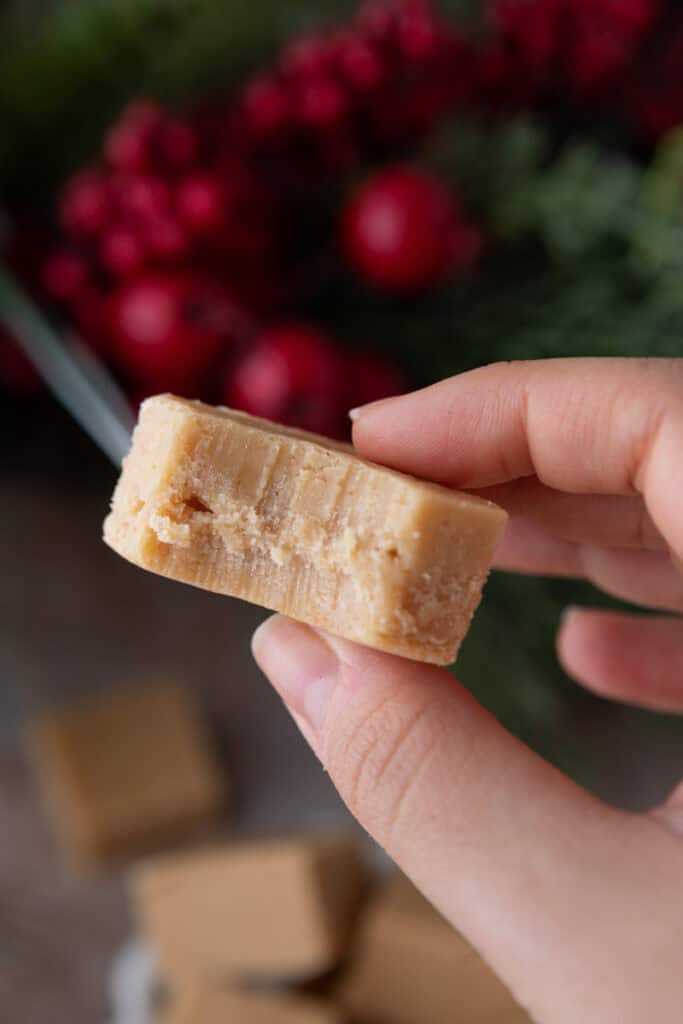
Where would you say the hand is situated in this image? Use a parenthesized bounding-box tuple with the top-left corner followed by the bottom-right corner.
(252, 358, 683, 1024)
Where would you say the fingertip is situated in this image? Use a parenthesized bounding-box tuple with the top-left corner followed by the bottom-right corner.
(493, 519, 583, 577)
(351, 386, 452, 486)
(349, 397, 394, 422)
(556, 605, 600, 681)
(556, 608, 654, 706)
(350, 392, 402, 446)
(252, 615, 341, 737)
(557, 604, 584, 637)
(250, 612, 280, 661)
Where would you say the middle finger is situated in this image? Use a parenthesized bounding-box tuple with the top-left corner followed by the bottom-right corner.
(478, 478, 665, 552)
(495, 519, 683, 614)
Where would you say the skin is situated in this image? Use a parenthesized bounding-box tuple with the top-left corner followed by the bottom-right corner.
(252, 358, 683, 1023)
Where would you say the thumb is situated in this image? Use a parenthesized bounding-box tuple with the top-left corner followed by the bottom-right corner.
(653, 780, 683, 837)
(253, 616, 683, 1024)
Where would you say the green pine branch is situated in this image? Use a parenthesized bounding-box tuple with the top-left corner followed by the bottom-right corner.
(423, 115, 683, 280)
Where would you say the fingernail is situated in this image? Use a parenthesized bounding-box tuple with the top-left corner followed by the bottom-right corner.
(252, 616, 339, 735)
(348, 397, 393, 422)
(559, 605, 581, 629)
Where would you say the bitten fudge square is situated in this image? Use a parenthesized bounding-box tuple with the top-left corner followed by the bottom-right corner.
(104, 395, 506, 665)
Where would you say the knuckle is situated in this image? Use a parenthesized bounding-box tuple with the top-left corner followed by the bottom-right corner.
(326, 691, 466, 847)
(671, 560, 683, 611)
(624, 498, 664, 551)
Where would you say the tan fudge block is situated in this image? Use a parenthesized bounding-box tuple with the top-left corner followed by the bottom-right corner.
(164, 989, 342, 1024)
(131, 837, 364, 984)
(104, 396, 506, 665)
(337, 877, 530, 1024)
(29, 683, 226, 868)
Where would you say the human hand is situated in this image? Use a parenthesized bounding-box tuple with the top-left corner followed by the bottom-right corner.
(252, 358, 683, 1023)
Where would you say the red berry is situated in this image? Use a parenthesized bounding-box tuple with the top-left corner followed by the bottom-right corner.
(396, 8, 439, 61)
(119, 175, 171, 220)
(106, 128, 150, 172)
(280, 35, 333, 77)
(176, 172, 227, 234)
(568, 0, 656, 33)
(109, 273, 237, 391)
(59, 171, 111, 237)
(156, 118, 198, 168)
(0, 327, 42, 394)
(242, 76, 291, 141)
(337, 37, 385, 91)
(100, 227, 146, 276)
(141, 214, 188, 259)
(120, 100, 165, 129)
(566, 0, 658, 93)
(296, 75, 348, 127)
(628, 27, 683, 139)
(357, 1, 395, 39)
(105, 103, 163, 172)
(342, 168, 477, 293)
(491, 0, 658, 98)
(42, 249, 90, 303)
(493, 0, 560, 66)
(225, 324, 346, 436)
(346, 351, 406, 408)
(571, 32, 625, 91)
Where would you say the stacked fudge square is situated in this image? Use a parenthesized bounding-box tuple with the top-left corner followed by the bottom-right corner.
(29, 681, 529, 1022)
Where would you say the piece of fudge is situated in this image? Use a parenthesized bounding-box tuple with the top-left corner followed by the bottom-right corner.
(104, 396, 506, 665)
(131, 837, 365, 985)
(163, 989, 342, 1024)
(28, 682, 227, 867)
(337, 875, 530, 1023)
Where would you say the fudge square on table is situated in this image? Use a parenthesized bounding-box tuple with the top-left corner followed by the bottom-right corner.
(130, 836, 365, 985)
(337, 875, 531, 1024)
(29, 682, 226, 868)
(104, 395, 506, 665)
(164, 989, 341, 1024)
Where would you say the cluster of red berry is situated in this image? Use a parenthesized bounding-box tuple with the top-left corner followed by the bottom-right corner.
(238, 0, 471, 160)
(483, 0, 659, 105)
(7, 0, 679, 432)
(33, 0, 483, 436)
(628, 29, 683, 140)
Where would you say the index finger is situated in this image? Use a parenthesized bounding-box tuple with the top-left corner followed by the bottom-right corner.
(352, 358, 683, 560)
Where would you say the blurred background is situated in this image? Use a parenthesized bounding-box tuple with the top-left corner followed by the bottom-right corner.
(3, 0, 683, 1020)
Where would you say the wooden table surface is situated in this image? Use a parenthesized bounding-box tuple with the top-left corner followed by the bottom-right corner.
(2, 397, 683, 1023)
